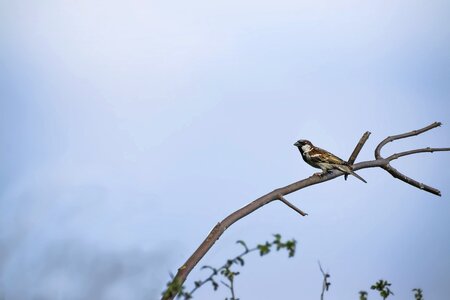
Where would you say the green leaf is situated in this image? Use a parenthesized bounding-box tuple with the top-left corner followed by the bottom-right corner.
(236, 240, 249, 252)
(285, 240, 297, 257)
(257, 242, 271, 256)
(235, 257, 245, 266)
(359, 291, 368, 300)
(201, 265, 218, 275)
(211, 280, 219, 291)
(412, 288, 423, 300)
(161, 277, 185, 299)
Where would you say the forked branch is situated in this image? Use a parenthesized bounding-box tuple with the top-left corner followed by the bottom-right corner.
(374, 122, 449, 196)
(162, 122, 449, 300)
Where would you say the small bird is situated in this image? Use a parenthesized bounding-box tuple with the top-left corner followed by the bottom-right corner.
(294, 139, 367, 183)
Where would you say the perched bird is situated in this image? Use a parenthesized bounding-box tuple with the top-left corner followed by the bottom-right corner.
(294, 139, 367, 183)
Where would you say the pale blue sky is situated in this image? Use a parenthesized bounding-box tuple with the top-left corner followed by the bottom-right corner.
(1, 1, 449, 299)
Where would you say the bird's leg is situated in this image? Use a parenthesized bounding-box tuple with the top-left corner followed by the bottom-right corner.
(314, 167, 334, 178)
(314, 168, 330, 177)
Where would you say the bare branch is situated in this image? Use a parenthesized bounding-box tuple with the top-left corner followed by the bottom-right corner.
(278, 195, 308, 216)
(385, 147, 450, 196)
(387, 147, 450, 161)
(371, 122, 445, 196)
(162, 122, 449, 300)
(375, 122, 442, 159)
(382, 163, 442, 196)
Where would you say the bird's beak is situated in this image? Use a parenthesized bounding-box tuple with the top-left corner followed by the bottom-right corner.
(294, 141, 300, 147)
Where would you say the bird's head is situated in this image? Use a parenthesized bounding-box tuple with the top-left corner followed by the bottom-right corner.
(294, 139, 313, 153)
(294, 140, 312, 147)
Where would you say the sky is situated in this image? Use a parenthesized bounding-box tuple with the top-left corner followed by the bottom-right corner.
(1, 0, 449, 299)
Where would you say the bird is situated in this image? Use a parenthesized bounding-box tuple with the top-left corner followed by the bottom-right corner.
(294, 139, 367, 183)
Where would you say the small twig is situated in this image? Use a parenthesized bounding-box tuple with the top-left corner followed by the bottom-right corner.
(188, 247, 257, 296)
(230, 279, 236, 300)
(220, 279, 237, 300)
(387, 147, 450, 161)
(278, 195, 308, 216)
(182, 235, 295, 299)
(318, 261, 331, 300)
(345, 131, 371, 180)
(348, 131, 371, 165)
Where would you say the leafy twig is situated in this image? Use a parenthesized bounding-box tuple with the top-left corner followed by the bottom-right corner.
(371, 280, 394, 299)
(412, 288, 423, 300)
(164, 234, 297, 299)
(359, 290, 368, 300)
(318, 261, 331, 300)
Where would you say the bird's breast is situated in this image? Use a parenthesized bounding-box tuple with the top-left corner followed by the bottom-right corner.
(302, 152, 317, 167)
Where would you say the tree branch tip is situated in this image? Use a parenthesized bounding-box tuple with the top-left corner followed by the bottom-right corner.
(277, 195, 308, 217)
(433, 190, 442, 197)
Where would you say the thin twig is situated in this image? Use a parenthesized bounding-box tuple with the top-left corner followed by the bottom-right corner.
(318, 261, 330, 300)
(188, 246, 258, 296)
(230, 279, 236, 300)
(348, 131, 371, 165)
(387, 147, 450, 161)
(278, 195, 308, 216)
(345, 131, 371, 180)
(220, 280, 237, 300)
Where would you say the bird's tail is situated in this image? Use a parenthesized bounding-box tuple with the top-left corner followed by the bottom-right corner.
(335, 165, 367, 183)
(349, 170, 367, 183)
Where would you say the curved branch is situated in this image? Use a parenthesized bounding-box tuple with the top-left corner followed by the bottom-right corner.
(375, 122, 441, 159)
(372, 122, 446, 196)
(162, 122, 449, 300)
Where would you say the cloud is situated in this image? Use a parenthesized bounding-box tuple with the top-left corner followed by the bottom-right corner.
(0, 174, 171, 299)
(1, 238, 167, 299)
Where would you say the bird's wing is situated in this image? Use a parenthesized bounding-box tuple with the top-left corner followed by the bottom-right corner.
(309, 147, 345, 165)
